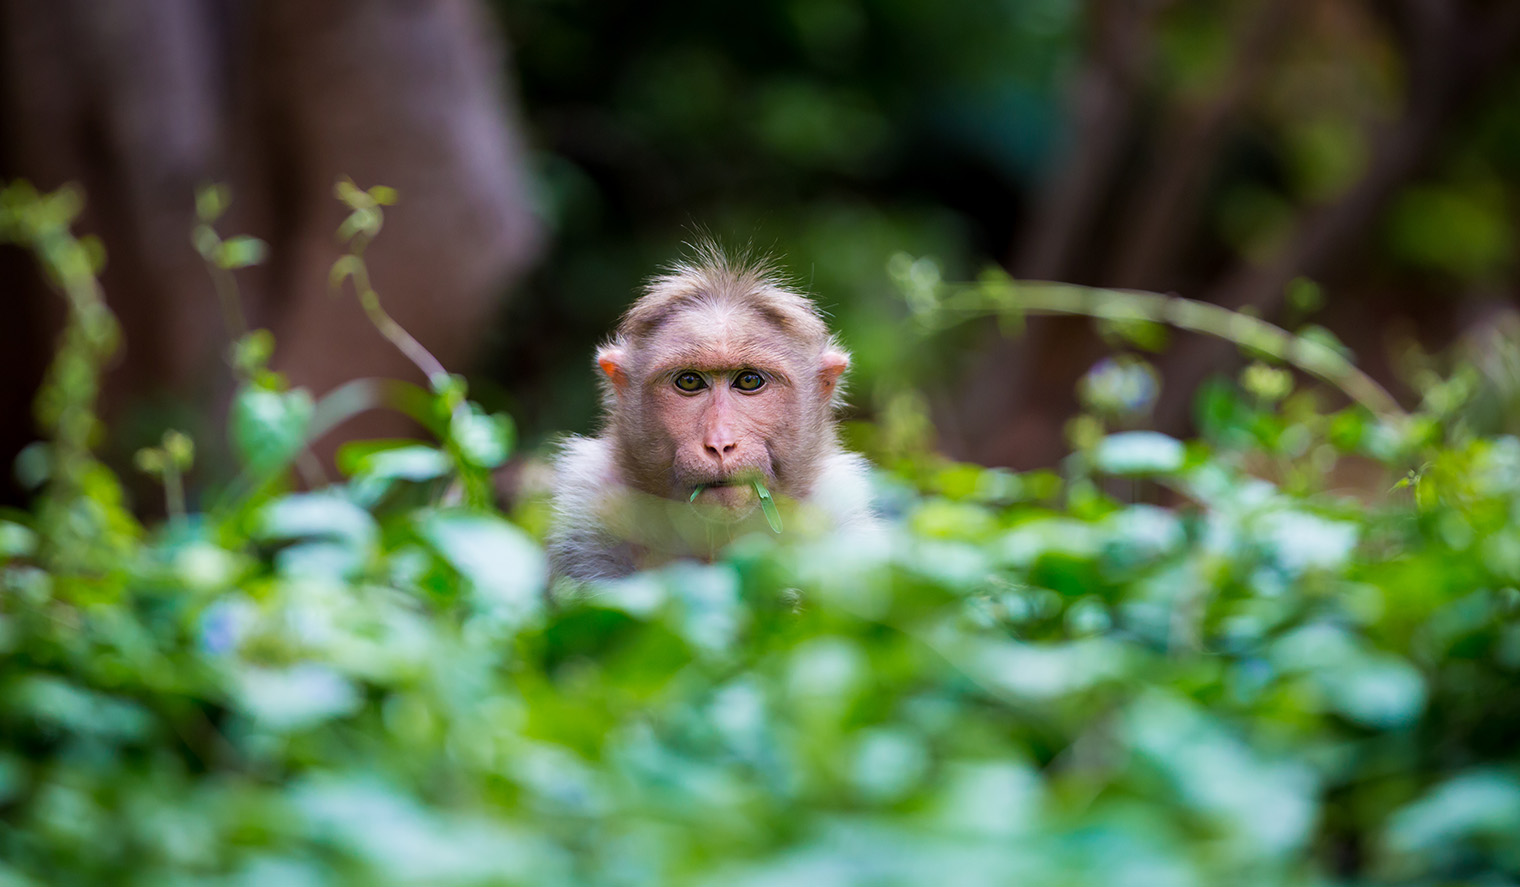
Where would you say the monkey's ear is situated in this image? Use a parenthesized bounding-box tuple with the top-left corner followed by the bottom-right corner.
(597, 345, 630, 393)
(819, 348, 850, 398)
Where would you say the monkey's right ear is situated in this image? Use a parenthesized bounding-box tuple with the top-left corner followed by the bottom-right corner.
(819, 348, 850, 397)
(596, 345, 630, 393)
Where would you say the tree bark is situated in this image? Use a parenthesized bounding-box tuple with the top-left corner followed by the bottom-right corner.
(1150, 0, 1520, 430)
(0, 0, 542, 499)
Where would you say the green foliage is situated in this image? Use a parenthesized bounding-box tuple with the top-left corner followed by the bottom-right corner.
(4, 180, 1520, 886)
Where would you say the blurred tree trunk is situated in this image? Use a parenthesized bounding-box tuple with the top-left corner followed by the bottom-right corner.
(948, 0, 1168, 466)
(942, 0, 1520, 469)
(0, 0, 541, 501)
(1151, 0, 1520, 430)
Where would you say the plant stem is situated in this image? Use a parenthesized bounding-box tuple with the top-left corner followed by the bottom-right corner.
(209, 263, 249, 343)
(934, 278, 1407, 421)
(344, 256, 450, 389)
(163, 465, 186, 524)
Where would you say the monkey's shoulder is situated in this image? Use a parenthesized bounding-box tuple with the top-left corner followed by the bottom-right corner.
(545, 435, 637, 582)
(548, 435, 618, 499)
(809, 448, 879, 531)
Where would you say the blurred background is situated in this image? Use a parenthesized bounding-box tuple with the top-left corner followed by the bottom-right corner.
(2, 0, 1518, 504)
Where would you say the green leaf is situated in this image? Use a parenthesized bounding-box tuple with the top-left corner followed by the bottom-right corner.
(1254, 510, 1358, 575)
(191, 224, 220, 260)
(1385, 771, 1520, 864)
(449, 405, 514, 469)
(1271, 625, 1425, 727)
(660, 561, 743, 652)
(418, 511, 546, 624)
(217, 235, 268, 269)
(1124, 691, 1317, 859)
(347, 445, 453, 507)
(195, 183, 229, 222)
(337, 439, 430, 476)
(1097, 316, 1170, 352)
(998, 518, 1100, 567)
(229, 384, 313, 471)
(1387, 184, 1514, 277)
(927, 761, 1041, 837)
(230, 329, 275, 375)
(1094, 431, 1186, 475)
(256, 491, 378, 552)
(234, 664, 361, 732)
(11, 443, 49, 490)
(328, 254, 363, 292)
(336, 207, 380, 243)
(332, 177, 367, 209)
(0, 520, 37, 559)
(290, 778, 545, 883)
(12, 676, 154, 742)
(959, 637, 1130, 701)
(1326, 655, 1427, 728)
(754, 480, 782, 533)
(431, 373, 468, 404)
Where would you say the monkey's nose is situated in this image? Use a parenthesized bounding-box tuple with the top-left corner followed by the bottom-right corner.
(704, 440, 737, 462)
(703, 429, 738, 462)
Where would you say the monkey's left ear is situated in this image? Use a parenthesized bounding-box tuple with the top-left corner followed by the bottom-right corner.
(597, 345, 630, 394)
(819, 349, 850, 399)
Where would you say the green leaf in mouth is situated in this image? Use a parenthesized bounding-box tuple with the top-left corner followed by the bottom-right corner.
(689, 481, 782, 533)
(754, 481, 782, 533)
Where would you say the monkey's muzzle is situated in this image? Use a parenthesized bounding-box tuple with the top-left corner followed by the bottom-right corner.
(686, 473, 783, 532)
(685, 473, 763, 514)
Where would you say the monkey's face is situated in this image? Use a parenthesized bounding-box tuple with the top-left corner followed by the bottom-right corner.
(605, 304, 832, 517)
(647, 322, 810, 514)
(656, 364, 798, 513)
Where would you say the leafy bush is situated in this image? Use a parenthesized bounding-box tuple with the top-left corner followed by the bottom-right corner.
(2, 180, 1519, 886)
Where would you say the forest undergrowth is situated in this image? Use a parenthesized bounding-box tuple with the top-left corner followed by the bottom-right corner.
(2, 180, 1518, 886)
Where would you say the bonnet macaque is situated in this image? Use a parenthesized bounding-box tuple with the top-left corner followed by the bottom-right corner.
(548, 245, 877, 582)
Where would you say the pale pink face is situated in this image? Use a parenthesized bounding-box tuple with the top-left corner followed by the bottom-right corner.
(638, 303, 808, 510)
(599, 296, 850, 517)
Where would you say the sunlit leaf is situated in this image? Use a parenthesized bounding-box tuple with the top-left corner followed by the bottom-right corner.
(1254, 510, 1358, 575)
(11, 676, 153, 742)
(257, 491, 377, 550)
(195, 183, 229, 222)
(1094, 431, 1186, 475)
(292, 777, 556, 884)
(234, 664, 361, 731)
(448, 404, 514, 469)
(217, 235, 268, 269)
(418, 510, 546, 624)
(229, 384, 313, 471)
(1384, 771, 1520, 870)
(0, 520, 37, 559)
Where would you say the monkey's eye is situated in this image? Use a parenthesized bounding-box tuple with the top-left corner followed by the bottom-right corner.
(674, 371, 707, 392)
(733, 371, 766, 392)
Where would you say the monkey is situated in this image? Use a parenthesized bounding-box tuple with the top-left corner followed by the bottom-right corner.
(547, 244, 878, 584)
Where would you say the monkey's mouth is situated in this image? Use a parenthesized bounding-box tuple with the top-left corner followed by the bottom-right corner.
(685, 476, 783, 532)
(688, 470, 761, 493)
(687, 478, 747, 501)
(688, 472, 765, 494)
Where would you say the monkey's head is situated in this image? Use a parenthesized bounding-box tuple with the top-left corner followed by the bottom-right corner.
(594, 246, 850, 519)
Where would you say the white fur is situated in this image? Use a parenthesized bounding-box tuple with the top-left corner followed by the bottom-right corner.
(809, 450, 879, 532)
(546, 436, 638, 583)
(546, 436, 879, 584)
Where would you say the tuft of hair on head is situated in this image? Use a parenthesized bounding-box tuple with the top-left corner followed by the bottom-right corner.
(593, 239, 853, 412)
(614, 239, 831, 348)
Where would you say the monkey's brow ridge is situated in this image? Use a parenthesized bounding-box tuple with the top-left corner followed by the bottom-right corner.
(647, 337, 797, 371)
(648, 360, 792, 384)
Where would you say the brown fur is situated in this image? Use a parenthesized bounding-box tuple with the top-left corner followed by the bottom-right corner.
(548, 244, 876, 583)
